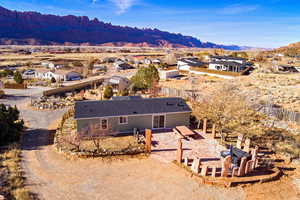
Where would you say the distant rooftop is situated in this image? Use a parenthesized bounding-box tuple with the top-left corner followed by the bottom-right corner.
(210, 56, 246, 61)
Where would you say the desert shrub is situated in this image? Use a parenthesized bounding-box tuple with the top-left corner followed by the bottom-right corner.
(13, 71, 23, 84)
(0, 104, 24, 146)
(118, 88, 129, 96)
(103, 86, 113, 99)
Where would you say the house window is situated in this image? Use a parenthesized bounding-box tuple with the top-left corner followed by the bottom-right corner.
(101, 119, 108, 130)
(119, 116, 128, 124)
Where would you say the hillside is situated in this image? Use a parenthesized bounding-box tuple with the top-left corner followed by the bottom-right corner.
(0, 6, 241, 50)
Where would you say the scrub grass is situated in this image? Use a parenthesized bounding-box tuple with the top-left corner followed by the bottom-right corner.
(0, 144, 32, 200)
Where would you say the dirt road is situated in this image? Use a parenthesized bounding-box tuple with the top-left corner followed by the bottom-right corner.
(2, 88, 246, 200)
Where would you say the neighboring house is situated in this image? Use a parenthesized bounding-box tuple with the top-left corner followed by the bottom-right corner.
(34, 68, 49, 80)
(208, 61, 247, 73)
(152, 59, 161, 65)
(35, 69, 81, 81)
(159, 69, 180, 80)
(74, 97, 192, 134)
(23, 69, 35, 79)
(208, 56, 250, 73)
(177, 57, 207, 71)
(114, 61, 134, 70)
(92, 65, 107, 74)
(210, 56, 246, 64)
(143, 58, 152, 65)
(103, 76, 130, 92)
(276, 65, 300, 73)
(41, 62, 63, 69)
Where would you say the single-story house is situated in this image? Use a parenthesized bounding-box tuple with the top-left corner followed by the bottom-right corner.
(210, 56, 246, 64)
(143, 58, 152, 65)
(177, 58, 207, 71)
(159, 69, 180, 80)
(103, 76, 130, 92)
(22, 69, 36, 79)
(208, 61, 246, 73)
(152, 59, 161, 65)
(35, 69, 82, 81)
(74, 97, 192, 134)
(92, 65, 107, 74)
(114, 62, 134, 70)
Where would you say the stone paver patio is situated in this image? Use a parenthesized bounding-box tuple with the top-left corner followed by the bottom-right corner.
(150, 130, 226, 167)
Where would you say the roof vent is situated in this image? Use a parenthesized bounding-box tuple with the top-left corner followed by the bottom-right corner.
(133, 111, 138, 114)
(177, 103, 185, 107)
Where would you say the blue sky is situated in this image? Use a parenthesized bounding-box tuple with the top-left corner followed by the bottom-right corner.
(1, 0, 300, 48)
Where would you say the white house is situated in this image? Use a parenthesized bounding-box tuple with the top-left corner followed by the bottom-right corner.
(177, 57, 206, 71)
(103, 76, 130, 92)
(208, 61, 246, 73)
(35, 69, 81, 81)
(159, 69, 179, 80)
(152, 59, 161, 65)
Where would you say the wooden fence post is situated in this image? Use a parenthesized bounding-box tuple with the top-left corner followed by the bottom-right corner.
(212, 123, 216, 138)
(203, 118, 207, 134)
(145, 129, 152, 153)
(176, 138, 183, 163)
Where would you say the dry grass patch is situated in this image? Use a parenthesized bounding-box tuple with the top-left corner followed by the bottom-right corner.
(0, 144, 32, 200)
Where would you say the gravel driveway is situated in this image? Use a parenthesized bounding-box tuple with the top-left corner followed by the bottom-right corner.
(1, 87, 245, 200)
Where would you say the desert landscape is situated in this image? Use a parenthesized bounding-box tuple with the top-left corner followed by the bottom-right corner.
(1, 2, 300, 200)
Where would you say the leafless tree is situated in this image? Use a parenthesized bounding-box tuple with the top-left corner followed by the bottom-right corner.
(61, 130, 82, 151)
(81, 122, 116, 153)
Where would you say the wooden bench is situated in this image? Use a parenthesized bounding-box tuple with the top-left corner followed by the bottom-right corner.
(174, 126, 196, 138)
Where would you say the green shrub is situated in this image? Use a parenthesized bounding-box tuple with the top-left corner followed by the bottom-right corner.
(0, 104, 24, 146)
(103, 86, 113, 99)
(13, 71, 24, 84)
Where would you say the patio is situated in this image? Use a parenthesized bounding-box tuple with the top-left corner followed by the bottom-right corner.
(150, 130, 225, 167)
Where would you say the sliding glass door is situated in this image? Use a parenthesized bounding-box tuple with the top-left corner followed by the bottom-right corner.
(153, 115, 165, 129)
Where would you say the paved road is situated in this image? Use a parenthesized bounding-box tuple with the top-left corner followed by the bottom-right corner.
(1, 87, 245, 200)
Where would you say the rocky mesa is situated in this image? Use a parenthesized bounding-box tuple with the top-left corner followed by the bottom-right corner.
(0, 6, 241, 50)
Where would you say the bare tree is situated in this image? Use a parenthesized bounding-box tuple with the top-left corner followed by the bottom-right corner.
(61, 130, 82, 151)
(81, 122, 116, 153)
(193, 81, 264, 143)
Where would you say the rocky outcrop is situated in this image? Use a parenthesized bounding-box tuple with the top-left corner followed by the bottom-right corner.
(0, 6, 241, 50)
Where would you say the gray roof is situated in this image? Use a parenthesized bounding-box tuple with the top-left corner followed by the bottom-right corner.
(210, 56, 246, 61)
(74, 97, 192, 119)
(179, 58, 206, 67)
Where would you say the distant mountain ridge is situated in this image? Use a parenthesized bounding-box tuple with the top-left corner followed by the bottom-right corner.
(0, 6, 242, 50)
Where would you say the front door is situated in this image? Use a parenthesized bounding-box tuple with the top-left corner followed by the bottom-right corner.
(153, 115, 165, 129)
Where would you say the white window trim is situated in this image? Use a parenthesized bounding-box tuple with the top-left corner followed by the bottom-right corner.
(152, 114, 166, 129)
(119, 116, 128, 125)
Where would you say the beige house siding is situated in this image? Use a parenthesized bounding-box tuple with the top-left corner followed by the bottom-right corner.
(165, 112, 190, 128)
(76, 112, 190, 134)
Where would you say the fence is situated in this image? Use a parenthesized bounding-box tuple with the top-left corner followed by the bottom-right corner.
(160, 87, 203, 102)
(4, 83, 27, 89)
(258, 105, 300, 125)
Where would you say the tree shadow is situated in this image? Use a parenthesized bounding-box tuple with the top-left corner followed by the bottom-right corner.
(21, 128, 54, 151)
